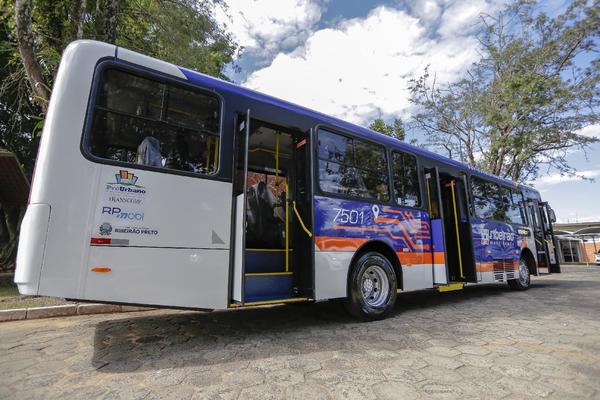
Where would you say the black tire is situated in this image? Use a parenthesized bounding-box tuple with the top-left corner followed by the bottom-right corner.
(508, 257, 531, 290)
(344, 251, 397, 321)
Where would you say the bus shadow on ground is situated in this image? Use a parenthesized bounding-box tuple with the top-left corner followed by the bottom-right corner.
(90, 281, 570, 373)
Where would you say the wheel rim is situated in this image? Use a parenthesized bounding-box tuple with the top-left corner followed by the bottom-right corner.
(518, 259, 530, 286)
(361, 264, 390, 308)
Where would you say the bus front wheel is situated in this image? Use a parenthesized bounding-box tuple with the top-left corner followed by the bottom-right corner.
(344, 252, 397, 321)
(508, 257, 531, 290)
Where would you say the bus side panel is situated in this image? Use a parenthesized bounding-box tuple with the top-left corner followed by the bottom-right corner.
(313, 196, 433, 299)
(17, 41, 116, 299)
(518, 228, 538, 274)
(471, 219, 520, 283)
(81, 168, 232, 309)
(314, 251, 354, 300)
(86, 247, 228, 308)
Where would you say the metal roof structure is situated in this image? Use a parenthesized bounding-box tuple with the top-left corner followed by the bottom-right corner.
(554, 222, 600, 236)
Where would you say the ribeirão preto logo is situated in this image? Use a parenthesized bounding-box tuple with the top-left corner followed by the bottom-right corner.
(99, 222, 112, 236)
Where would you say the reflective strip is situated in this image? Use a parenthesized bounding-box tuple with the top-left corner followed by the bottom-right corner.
(90, 238, 129, 246)
(91, 267, 112, 273)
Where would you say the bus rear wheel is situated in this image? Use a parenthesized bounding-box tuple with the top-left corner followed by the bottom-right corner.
(508, 257, 531, 290)
(344, 252, 397, 321)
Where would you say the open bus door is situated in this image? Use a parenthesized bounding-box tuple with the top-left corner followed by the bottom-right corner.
(424, 167, 449, 285)
(540, 202, 561, 273)
(232, 112, 250, 302)
(425, 167, 478, 287)
(231, 114, 313, 305)
(541, 202, 561, 273)
(527, 200, 560, 274)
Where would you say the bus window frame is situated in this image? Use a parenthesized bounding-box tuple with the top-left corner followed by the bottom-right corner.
(504, 186, 529, 227)
(469, 175, 510, 224)
(390, 149, 423, 209)
(80, 59, 227, 181)
(314, 125, 392, 205)
(313, 124, 425, 210)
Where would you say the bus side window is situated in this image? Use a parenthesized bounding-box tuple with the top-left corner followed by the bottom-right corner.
(87, 68, 221, 175)
(392, 151, 420, 207)
(528, 202, 540, 229)
(317, 129, 390, 202)
(511, 190, 527, 225)
(501, 187, 525, 225)
(471, 177, 501, 221)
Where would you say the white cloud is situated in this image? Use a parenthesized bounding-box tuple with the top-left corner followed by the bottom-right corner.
(216, 0, 327, 59)
(576, 124, 600, 139)
(243, 5, 490, 124)
(405, 0, 444, 24)
(533, 169, 600, 187)
(437, 0, 504, 37)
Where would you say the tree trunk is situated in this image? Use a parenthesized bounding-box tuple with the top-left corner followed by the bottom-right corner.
(103, 0, 120, 44)
(0, 205, 22, 272)
(15, 0, 50, 112)
(71, 0, 87, 40)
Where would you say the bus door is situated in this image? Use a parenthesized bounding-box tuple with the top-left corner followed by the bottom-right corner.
(439, 173, 477, 282)
(424, 167, 449, 284)
(530, 201, 560, 274)
(232, 112, 250, 302)
(232, 115, 313, 305)
(291, 129, 314, 297)
(540, 202, 561, 273)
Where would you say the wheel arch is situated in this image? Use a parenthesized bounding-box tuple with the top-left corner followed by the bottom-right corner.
(349, 240, 402, 290)
(521, 247, 537, 275)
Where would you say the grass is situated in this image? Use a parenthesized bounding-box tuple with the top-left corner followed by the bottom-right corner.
(0, 280, 73, 310)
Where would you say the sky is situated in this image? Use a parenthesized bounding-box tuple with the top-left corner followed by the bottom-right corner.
(214, 0, 599, 223)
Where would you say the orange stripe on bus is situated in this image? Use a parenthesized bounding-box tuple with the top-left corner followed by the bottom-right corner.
(315, 237, 368, 251)
(397, 251, 446, 266)
(433, 251, 445, 264)
(315, 236, 445, 267)
(91, 267, 112, 273)
(476, 261, 519, 273)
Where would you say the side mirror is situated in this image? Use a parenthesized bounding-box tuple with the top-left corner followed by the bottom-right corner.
(548, 208, 557, 223)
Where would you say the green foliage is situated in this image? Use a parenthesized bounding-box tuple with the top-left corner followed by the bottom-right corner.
(114, 0, 237, 79)
(2, 0, 238, 174)
(0, 0, 238, 270)
(409, 0, 599, 183)
(368, 118, 406, 141)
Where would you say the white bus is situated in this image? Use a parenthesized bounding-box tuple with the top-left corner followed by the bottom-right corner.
(15, 41, 560, 320)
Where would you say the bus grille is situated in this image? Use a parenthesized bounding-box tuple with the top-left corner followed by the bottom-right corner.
(493, 260, 514, 282)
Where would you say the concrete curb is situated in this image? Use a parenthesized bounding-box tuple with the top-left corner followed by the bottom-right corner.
(0, 303, 154, 323)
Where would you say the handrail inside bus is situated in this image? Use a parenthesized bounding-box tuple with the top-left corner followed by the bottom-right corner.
(293, 201, 313, 238)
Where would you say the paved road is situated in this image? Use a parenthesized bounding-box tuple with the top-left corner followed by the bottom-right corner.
(1, 266, 600, 400)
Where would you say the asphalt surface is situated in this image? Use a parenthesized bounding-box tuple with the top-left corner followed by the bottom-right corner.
(1, 265, 599, 399)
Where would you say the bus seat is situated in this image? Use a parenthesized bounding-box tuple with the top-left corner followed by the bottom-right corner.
(246, 182, 284, 248)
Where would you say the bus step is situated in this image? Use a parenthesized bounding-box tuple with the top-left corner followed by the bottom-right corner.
(245, 250, 287, 273)
(230, 297, 309, 307)
(436, 283, 464, 292)
(244, 273, 293, 300)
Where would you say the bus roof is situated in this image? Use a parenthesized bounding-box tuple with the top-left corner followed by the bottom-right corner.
(174, 61, 535, 194)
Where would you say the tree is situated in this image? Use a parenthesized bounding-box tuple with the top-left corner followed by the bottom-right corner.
(409, 0, 599, 183)
(12, 0, 238, 112)
(368, 118, 406, 141)
(1, 0, 238, 269)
